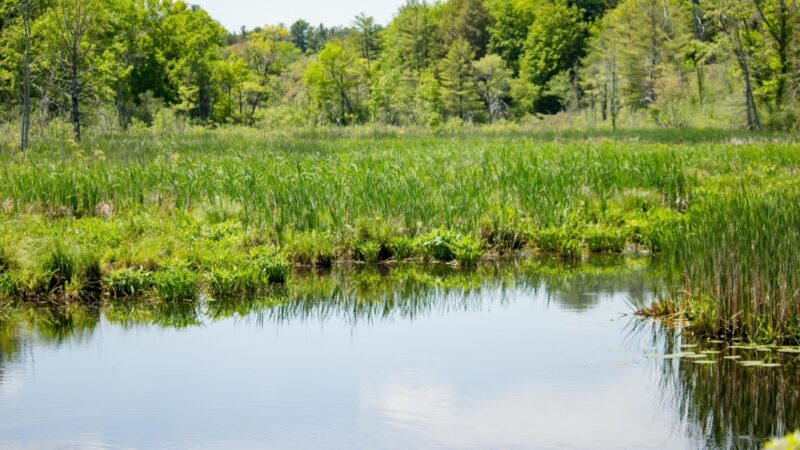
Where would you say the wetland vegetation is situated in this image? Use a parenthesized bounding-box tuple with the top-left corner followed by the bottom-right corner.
(1, 128, 800, 346)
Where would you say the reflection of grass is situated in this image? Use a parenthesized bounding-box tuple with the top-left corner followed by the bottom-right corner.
(2, 257, 653, 336)
(632, 319, 800, 450)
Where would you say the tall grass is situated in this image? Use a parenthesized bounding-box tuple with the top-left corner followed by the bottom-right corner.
(670, 180, 800, 342)
(2, 128, 800, 341)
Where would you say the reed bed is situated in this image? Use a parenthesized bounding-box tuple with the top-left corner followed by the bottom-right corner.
(1, 128, 799, 342)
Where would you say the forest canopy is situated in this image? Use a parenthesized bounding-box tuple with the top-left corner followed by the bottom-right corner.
(1, 0, 799, 144)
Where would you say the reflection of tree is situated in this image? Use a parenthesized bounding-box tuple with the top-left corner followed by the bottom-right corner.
(636, 320, 800, 450)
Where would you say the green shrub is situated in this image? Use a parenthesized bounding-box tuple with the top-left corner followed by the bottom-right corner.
(40, 242, 76, 293)
(583, 225, 626, 253)
(152, 267, 198, 301)
(416, 230, 483, 264)
(637, 208, 684, 253)
(283, 230, 336, 267)
(355, 240, 381, 263)
(68, 253, 103, 300)
(0, 246, 15, 273)
(0, 272, 21, 298)
(764, 430, 800, 450)
(352, 217, 397, 262)
(250, 246, 289, 283)
(206, 265, 259, 297)
(534, 227, 582, 258)
(104, 268, 154, 298)
(388, 236, 416, 260)
(453, 236, 483, 267)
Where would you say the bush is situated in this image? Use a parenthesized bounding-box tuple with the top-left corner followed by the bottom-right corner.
(68, 253, 103, 300)
(388, 236, 416, 260)
(764, 430, 800, 450)
(250, 246, 289, 283)
(152, 267, 198, 301)
(206, 265, 259, 297)
(40, 242, 76, 293)
(416, 230, 483, 264)
(283, 230, 336, 267)
(583, 225, 626, 253)
(0, 246, 15, 273)
(534, 227, 582, 258)
(104, 268, 154, 298)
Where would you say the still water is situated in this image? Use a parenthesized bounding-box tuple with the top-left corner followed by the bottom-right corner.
(1, 260, 798, 449)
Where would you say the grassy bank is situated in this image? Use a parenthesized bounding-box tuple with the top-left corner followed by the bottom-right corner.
(1, 128, 799, 341)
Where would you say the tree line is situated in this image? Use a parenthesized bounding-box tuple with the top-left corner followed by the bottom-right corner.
(1, 0, 799, 149)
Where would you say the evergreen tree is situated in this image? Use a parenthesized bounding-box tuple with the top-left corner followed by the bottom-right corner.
(440, 39, 484, 121)
(440, 0, 492, 57)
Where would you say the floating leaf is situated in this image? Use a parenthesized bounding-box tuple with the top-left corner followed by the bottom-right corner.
(723, 355, 741, 360)
(693, 360, 717, 365)
(739, 360, 766, 366)
(777, 347, 800, 354)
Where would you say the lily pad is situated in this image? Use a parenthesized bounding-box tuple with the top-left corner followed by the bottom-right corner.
(777, 347, 800, 354)
(723, 355, 742, 360)
(739, 360, 766, 366)
(692, 360, 717, 365)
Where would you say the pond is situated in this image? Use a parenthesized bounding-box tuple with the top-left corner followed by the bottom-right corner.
(1, 259, 798, 449)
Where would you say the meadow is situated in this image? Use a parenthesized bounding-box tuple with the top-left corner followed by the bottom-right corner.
(0, 126, 799, 342)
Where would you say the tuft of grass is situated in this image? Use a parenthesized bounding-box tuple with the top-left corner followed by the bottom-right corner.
(416, 230, 483, 265)
(583, 225, 626, 253)
(40, 241, 76, 294)
(152, 267, 198, 302)
(249, 246, 289, 283)
(283, 230, 336, 267)
(104, 268, 154, 298)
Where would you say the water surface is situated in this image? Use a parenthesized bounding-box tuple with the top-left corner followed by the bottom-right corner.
(1, 260, 797, 449)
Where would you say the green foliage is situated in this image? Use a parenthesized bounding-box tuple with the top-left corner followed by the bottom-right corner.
(304, 43, 369, 125)
(439, 0, 491, 57)
(764, 431, 800, 450)
(474, 54, 513, 121)
(250, 246, 289, 283)
(440, 39, 484, 122)
(534, 227, 582, 258)
(0, 245, 15, 273)
(284, 230, 336, 267)
(416, 229, 483, 265)
(152, 266, 198, 302)
(487, 0, 537, 75)
(40, 241, 75, 293)
(583, 224, 626, 253)
(519, 1, 587, 87)
(388, 236, 417, 260)
(104, 268, 154, 298)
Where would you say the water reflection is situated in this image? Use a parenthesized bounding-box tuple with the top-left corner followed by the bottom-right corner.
(0, 257, 796, 449)
(632, 319, 800, 449)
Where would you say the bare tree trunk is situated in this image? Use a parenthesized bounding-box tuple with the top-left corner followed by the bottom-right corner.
(71, 58, 81, 142)
(691, 0, 706, 106)
(601, 83, 608, 122)
(731, 23, 762, 131)
(20, 0, 33, 155)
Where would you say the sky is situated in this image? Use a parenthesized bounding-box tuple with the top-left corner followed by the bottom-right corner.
(191, 0, 408, 31)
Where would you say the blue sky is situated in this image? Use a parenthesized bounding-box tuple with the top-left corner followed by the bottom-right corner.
(192, 0, 408, 31)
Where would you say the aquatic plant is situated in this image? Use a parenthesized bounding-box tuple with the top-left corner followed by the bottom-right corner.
(151, 267, 198, 302)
